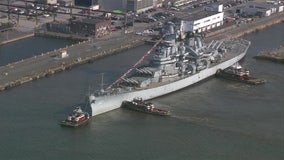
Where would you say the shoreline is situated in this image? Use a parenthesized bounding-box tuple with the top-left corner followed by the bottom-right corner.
(205, 12, 284, 42)
(0, 36, 145, 91)
(1, 12, 283, 45)
(0, 33, 34, 45)
(34, 31, 89, 41)
(254, 45, 284, 63)
(0, 12, 284, 91)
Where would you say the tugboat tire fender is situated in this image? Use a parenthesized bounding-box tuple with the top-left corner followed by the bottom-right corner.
(216, 69, 222, 74)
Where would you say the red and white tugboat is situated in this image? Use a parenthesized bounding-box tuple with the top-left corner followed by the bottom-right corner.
(216, 63, 266, 85)
(61, 107, 90, 128)
(121, 97, 170, 116)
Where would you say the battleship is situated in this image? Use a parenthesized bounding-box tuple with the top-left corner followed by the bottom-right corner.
(88, 22, 251, 116)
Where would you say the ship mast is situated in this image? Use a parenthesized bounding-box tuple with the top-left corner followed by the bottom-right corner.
(106, 37, 164, 89)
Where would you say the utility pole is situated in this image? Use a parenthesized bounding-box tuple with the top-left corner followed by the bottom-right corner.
(53, 8, 56, 22)
(7, 0, 10, 21)
(70, 2, 73, 17)
(17, 12, 20, 25)
(125, 14, 127, 34)
(35, 4, 38, 25)
(25, 0, 28, 19)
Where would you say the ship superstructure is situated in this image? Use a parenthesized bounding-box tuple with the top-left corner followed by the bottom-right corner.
(88, 22, 251, 116)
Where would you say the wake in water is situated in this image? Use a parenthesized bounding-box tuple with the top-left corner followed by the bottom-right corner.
(170, 115, 211, 125)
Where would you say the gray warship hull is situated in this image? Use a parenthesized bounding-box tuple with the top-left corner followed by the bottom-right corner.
(89, 39, 250, 116)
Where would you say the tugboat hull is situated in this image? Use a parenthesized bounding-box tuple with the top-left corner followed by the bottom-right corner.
(61, 107, 90, 128)
(121, 101, 170, 116)
(216, 69, 266, 85)
(61, 118, 89, 128)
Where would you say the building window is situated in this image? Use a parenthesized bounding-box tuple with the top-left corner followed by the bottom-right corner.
(194, 23, 200, 26)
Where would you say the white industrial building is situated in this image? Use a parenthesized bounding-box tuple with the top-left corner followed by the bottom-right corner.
(180, 4, 224, 33)
(239, 1, 283, 17)
(171, 0, 195, 7)
(36, 0, 58, 5)
(93, 0, 163, 13)
(278, 5, 284, 12)
(47, 0, 57, 4)
(248, 1, 277, 14)
(241, 7, 272, 17)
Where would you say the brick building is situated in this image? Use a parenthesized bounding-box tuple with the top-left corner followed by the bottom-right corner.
(70, 18, 111, 37)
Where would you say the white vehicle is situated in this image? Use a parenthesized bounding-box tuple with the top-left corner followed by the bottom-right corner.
(43, 13, 50, 17)
(90, 5, 100, 11)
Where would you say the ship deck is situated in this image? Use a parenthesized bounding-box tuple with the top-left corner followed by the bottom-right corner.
(111, 39, 250, 93)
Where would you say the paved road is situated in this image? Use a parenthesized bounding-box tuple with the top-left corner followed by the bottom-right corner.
(205, 12, 284, 42)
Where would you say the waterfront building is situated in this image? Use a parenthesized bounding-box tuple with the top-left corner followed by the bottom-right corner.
(46, 21, 71, 33)
(70, 18, 111, 38)
(238, 1, 283, 17)
(74, 0, 98, 7)
(36, 0, 58, 5)
(277, 5, 283, 12)
(126, 0, 164, 13)
(240, 7, 272, 17)
(58, 0, 73, 6)
(98, 0, 126, 11)
(164, 0, 216, 8)
(153, 0, 164, 8)
(180, 4, 224, 33)
(93, 0, 163, 13)
(72, 0, 164, 13)
(126, 0, 154, 13)
(170, 0, 194, 7)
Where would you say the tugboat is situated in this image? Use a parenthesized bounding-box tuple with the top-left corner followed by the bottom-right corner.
(61, 106, 90, 128)
(216, 63, 266, 85)
(121, 97, 170, 116)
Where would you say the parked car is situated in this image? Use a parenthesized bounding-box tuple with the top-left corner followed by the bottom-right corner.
(43, 13, 50, 17)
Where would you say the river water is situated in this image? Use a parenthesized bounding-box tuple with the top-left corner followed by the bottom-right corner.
(0, 37, 77, 66)
(0, 23, 283, 160)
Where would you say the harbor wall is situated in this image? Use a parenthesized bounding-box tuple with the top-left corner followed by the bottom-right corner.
(0, 12, 284, 91)
(0, 33, 34, 45)
(0, 37, 144, 91)
(254, 45, 284, 63)
(34, 31, 89, 41)
(205, 12, 284, 42)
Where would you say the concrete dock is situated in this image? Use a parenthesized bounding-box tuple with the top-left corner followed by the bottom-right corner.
(0, 12, 283, 91)
(205, 12, 284, 42)
(254, 45, 284, 63)
(0, 34, 145, 91)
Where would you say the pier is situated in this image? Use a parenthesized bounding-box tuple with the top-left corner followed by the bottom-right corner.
(0, 11, 284, 91)
(0, 35, 145, 91)
(254, 45, 284, 63)
(205, 12, 284, 42)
